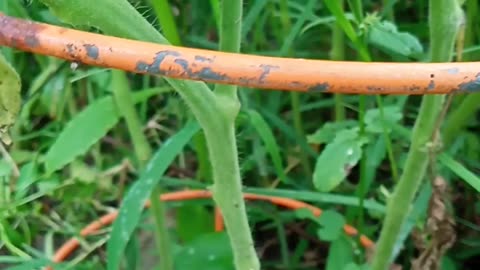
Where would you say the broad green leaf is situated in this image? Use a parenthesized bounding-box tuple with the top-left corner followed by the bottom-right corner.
(367, 20, 423, 58)
(313, 129, 367, 192)
(174, 232, 234, 270)
(44, 97, 120, 174)
(317, 210, 345, 242)
(325, 236, 354, 270)
(0, 53, 21, 144)
(308, 120, 358, 144)
(247, 110, 287, 183)
(364, 106, 402, 134)
(106, 121, 200, 270)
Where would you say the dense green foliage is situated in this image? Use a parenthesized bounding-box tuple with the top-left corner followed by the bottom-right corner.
(1, 0, 480, 269)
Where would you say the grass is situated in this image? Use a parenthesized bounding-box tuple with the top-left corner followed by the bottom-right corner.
(1, 0, 480, 270)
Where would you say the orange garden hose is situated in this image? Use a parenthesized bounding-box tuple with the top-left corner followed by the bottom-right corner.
(50, 190, 374, 266)
(1, 13, 479, 94)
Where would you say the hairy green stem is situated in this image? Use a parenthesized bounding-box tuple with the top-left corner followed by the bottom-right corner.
(214, 0, 242, 99)
(210, 1, 260, 269)
(370, 1, 462, 269)
(112, 70, 173, 270)
(38, 6, 258, 268)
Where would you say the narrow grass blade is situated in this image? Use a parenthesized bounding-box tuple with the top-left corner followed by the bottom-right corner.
(106, 120, 200, 270)
(324, 0, 358, 42)
(246, 110, 287, 183)
(241, 0, 269, 41)
(4, 258, 53, 270)
(245, 187, 386, 213)
(150, 0, 182, 45)
(439, 153, 480, 192)
(44, 97, 120, 174)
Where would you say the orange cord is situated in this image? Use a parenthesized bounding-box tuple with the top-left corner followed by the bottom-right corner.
(49, 189, 374, 267)
(0, 13, 479, 94)
(214, 206, 223, 232)
(0, 11, 386, 268)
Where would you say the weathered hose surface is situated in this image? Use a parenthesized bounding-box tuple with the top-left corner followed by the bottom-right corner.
(0, 12, 479, 94)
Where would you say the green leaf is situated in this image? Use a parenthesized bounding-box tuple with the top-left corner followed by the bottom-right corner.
(325, 236, 354, 270)
(313, 129, 367, 192)
(0, 159, 12, 177)
(293, 208, 317, 220)
(124, 236, 140, 270)
(241, 0, 269, 41)
(0, 52, 21, 144)
(317, 210, 346, 242)
(439, 153, 480, 193)
(344, 262, 371, 270)
(323, 0, 370, 60)
(301, 15, 354, 35)
(324, 0, 358, 43)
(307, 120, 358, 144)
(174, 232, 235, 270)
(40, 0, 168, 44)
(177, 204, 214, 243)
(246, 110, 287, 183)
(14, 162, 37, 200)
(364, 106, 402, 134)
(106, 121, 200, 270)
(44, 96, 120, 174)
(4, 259, 54, 270)
(367, 20, 423, 58)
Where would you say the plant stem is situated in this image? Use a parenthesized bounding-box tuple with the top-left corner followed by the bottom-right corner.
(210, 1, 260, 269)
(331, 3, 346, 122)
(112, 70, 173, 270)
(39, 1, 259, 269)
(370, 1, 462, 269)
(214, 0, 242, 99)
(207, 120, 260, 270)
